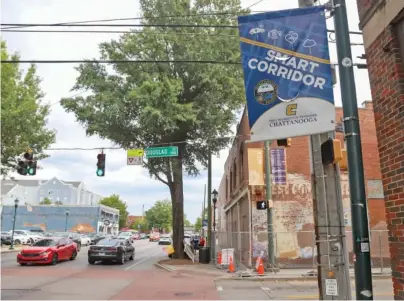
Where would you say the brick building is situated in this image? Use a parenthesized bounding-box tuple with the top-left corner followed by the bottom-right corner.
(356, 0, 404, 298)
(217, 103, 388, 268)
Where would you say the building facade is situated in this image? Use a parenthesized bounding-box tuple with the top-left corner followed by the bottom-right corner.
(356, 1, 404, 298)
(1, 177, 103, 206)
(217, 103, 389, 268)
(1, 204, 119, 234)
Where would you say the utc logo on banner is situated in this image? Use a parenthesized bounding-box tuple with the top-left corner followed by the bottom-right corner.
(256, 200, 268, 210)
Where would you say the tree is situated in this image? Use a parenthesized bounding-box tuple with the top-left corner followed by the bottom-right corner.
(60, 0, 247, 258)
(54, 201, 63, 205)
(131, 218, 149, 231)
(184, 214, 192, 227)
(194, 217, 203, 232)
(99, 194, 128, 228)
(145, 200, 172, 232)
(1, 40, 56, 175)
(39, 197, 52, 205)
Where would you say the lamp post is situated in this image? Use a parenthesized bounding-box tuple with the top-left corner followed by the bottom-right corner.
(9, 198, 19, 250)
(211, 189, 218, 261)
(212, 189, 218, 232)
(64, 209, 69, 232)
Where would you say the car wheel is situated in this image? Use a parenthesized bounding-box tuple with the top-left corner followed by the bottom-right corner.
(76, 242, 81, 252)
(118, 253, 125, 265)
(51, 253, 58, 265)
(129, 253, 134, 260)
(70, 250, 77, 260)
(14, 239, 21, 245)
(88, 258, 95, 265)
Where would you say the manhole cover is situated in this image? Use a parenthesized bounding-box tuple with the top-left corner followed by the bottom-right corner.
(175, 292, 193, 296)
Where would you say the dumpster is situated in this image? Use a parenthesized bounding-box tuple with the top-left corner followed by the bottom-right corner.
(199, 247, 211, 264)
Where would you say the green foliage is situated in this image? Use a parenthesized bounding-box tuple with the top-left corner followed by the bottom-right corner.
(131, 218, 149, 231)
(145, 199, 173, 231)
(184, 214, 192, 227)
(54, 201, 63, 205)
(60, 0, 248, 258)
(39, 197, 52, 205)
(194, 216, 203, 231)
(99, 194, 128, 228)
(0, 40, 56, 175)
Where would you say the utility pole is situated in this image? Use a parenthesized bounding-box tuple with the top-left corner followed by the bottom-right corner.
(142, 204, 145, 220)
(333, 0, 373, 299)
(264, 141, 276, 269)
(296, 0, 351, 299)
(207, 150, 212, 260)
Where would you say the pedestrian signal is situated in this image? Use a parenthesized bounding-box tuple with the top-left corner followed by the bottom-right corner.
(256, 201, 268, 210)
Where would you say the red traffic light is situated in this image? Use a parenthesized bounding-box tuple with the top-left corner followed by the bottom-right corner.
(24, 152, 33, 160)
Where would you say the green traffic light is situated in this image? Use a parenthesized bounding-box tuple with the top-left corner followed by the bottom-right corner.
(96, 169, 104, 176)
(27, 168, 35, 175)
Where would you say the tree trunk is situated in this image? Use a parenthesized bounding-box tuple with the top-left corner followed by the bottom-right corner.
(169, 148, 185, 259)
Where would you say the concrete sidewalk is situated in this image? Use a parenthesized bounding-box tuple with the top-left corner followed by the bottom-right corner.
(156, 261, 392, 281)
(0, 246, 24, 254)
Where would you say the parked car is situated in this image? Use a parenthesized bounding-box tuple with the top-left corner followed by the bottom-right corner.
(117, 232, 133, 243)
(132, 233, 140, 240)
(17, 237, 78, 265)
(1, 231, 32, 245)
(13, 230, 42, 244)
(139, 233, 146, 239)
(149, 232, 160, 242)
(158, 237, 172, 245)
(88, 238, 135, 265)
(1, 231, 11, 245)
(53, 232, 82, 251)
(80, 234, 91, 246)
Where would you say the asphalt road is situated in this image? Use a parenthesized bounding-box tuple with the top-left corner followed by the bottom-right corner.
(1, 239, 170, 300)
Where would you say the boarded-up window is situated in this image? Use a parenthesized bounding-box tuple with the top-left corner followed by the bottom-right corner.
(395, 14, 404, 65)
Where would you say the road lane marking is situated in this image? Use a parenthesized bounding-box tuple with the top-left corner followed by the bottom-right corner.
(124, 249, 162, 271)
(216, 286, 223, 291)
(285, 292, 393, 299)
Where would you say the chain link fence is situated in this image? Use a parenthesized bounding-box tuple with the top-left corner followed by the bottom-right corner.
(215, 229, 390, 272)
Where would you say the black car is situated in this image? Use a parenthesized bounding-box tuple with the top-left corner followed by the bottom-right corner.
(88, 238, 135, 265)
(89, 235, 107, 245)
(1, 232, 11, 245)
(53, 232, 82, 251)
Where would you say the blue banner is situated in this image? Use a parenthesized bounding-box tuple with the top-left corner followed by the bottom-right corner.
(238, 6, 335, 141)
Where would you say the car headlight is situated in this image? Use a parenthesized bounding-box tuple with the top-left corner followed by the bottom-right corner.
(39, 251, 51, 257)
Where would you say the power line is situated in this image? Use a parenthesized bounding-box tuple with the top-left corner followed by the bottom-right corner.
(1, 23, 237, 28)
(1, 23, 364, 36)
(1, 60, 240, 64)
(1, 12, 257, 30)
(1, 29, 238, 37)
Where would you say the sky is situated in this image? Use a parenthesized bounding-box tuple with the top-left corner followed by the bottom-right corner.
(1, 0, 371, 223)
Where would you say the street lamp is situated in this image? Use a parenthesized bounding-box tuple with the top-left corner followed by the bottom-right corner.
(64, 209, 69, 232)
(9, 198, 19, 250)
(212, 189, 218, 232)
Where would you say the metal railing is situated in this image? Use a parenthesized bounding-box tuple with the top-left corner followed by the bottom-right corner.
(215, 229, 390, 272)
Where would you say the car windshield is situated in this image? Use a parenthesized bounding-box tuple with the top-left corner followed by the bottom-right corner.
(53, 232, 69, 237)
(119, 232, 131, 236)
(33, 239, 57, 247)
(96, 239, 119, 246)
(87, 233, 97, 237)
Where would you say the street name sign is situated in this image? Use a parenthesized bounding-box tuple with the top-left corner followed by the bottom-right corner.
(145, 146, 178, 158)
(127, 149, 144, 166)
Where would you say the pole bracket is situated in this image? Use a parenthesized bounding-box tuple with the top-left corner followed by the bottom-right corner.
(344, 132, 359, 138)
(343, 116, 359, 121)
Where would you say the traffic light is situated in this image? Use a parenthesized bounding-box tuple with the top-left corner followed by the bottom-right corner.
(17, 160, 28, 176)
(256, 200, 268, 210)
(17, 150, 37, 176)
(277, 138, 292, 147)
(321, 138, 343, 165)
(96, 153, 106, 177)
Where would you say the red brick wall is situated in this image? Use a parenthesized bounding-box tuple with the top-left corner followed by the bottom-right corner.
(358, 21, 404, 298)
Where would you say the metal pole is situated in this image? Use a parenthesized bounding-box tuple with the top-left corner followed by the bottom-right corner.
(213, 204, 216, 232)
(142, 204, 144, 220)
(65, 212, 69, 232)
(207, 150, 212, 253)
(333, 0, 373, 299)
(264, 140, 275, 268)
(9, 205, 18, 250)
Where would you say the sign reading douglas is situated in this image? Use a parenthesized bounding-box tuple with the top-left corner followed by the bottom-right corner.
(238, 6, 335, 142)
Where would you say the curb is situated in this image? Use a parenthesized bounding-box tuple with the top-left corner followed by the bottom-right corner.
(154, 263, 175, 272)
(0, 249, 21, 254)
(214, 274, 392, 282)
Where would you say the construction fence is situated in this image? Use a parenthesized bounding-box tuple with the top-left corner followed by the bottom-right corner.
(215, 230, 390, 271)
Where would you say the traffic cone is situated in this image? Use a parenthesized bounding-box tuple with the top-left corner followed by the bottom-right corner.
(257, 257, 265, 275)
(217, 251, 222, 265)
(228, 256, 235, 273)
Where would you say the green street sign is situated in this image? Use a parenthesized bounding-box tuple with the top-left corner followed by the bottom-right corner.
(145, 146, 178, 158)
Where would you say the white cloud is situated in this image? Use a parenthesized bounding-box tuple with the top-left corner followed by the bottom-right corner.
(2, 0, 371, 223)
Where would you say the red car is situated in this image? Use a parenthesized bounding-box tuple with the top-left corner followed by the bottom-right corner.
(17, 237, 78, 265)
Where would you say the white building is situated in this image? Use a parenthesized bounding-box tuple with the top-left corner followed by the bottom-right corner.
(1, 177, 103, 206)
